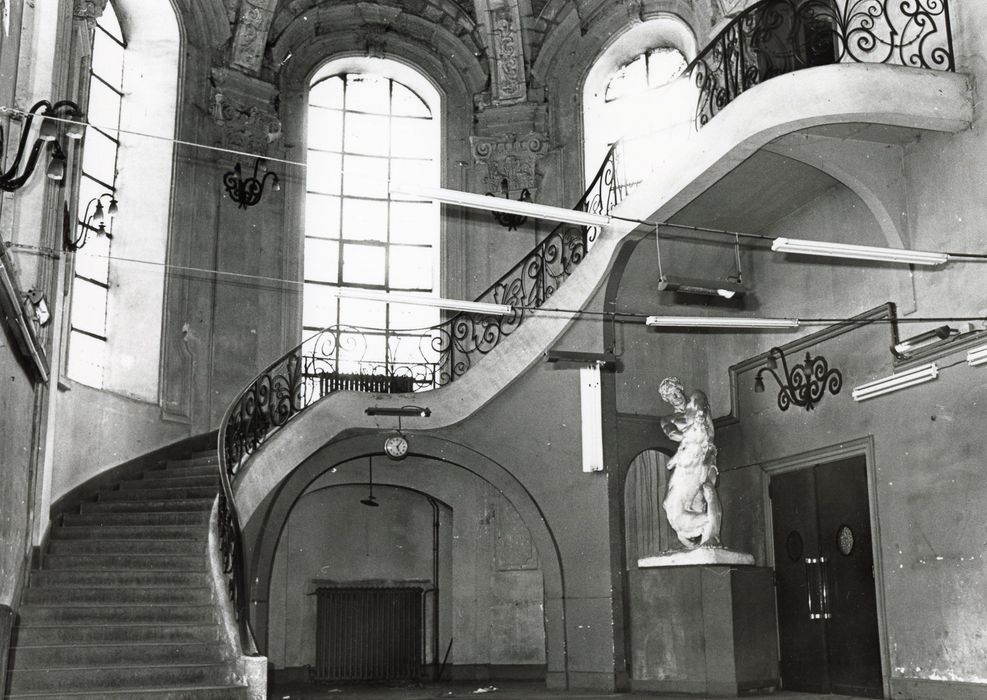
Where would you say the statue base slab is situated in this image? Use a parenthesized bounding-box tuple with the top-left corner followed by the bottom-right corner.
(638, 546, 755, 568)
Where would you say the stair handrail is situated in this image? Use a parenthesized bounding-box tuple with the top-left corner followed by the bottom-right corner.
(687, 0, 954, 128)
(215, 144, 621, 647)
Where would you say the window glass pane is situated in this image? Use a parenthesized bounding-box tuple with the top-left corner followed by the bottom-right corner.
(344, 112, 389, 156)
(338, 297, 386, 328)
(87, 79, 122, 133)
(342, 155, 387, 198)
(77, 176, 109, 217)
(337, 332, 386, 371)
(305, 194, 341, 238)
(97, 4, 124, 43)
(605, 54, 647, 102)
(308, 106, 342, 152)
(341, 243, 386, 285)
(345, 74, 390, 114)
(389, 201, 437, 245)
(81, 129, 118, 185)
(75, 234, 111, 283)
(304, 237, 340, 284)
(307, 151, 342, 194)
(71, 280, 108, 336)
(303, 283, 339, 329)
(389, 158, 434, 191)
(67, 330, 105, 388)
(391, 82, 431, 118)
(389, 303, 440, 331)
(389, 245, 433, 290)
(92, 32, 124, 87)
(391, 117, 434, 158)
(310, 76, 344, 109)
(647, 48, 687, 89)
(341, 198, 387, 242)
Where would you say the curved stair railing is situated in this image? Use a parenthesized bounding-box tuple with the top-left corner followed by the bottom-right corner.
(216, 145, 621, 646)
(688, 0, 954, 127)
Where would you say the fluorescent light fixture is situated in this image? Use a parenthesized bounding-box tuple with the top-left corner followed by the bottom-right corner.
(851, 362, 938, 401)
(365, 406, 431, 417)
(772, 238, 948, 266)
(657, 274, 746, 299)
(967, 344, 987, 366)
(327, 287, 511, 316)
(646, 316, 799, 329)
(389, 183, 611, 228)
(892, 325, 953, 357)
(544, 350, 617, 367)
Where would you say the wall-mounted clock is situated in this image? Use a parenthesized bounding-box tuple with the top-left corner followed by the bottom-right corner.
(384, 433, 408, 460)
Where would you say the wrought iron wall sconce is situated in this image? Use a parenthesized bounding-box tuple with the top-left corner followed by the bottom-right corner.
(66, 193, 119, 251)
(223, 158, 280, 209)
(486, 177, 531, 230)
(754, 346, 842, 411)
(1, 100, 84, 192)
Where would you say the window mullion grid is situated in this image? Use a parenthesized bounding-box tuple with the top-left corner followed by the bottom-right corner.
(384, 77, 394, 377)
(334, 76, 348, 370)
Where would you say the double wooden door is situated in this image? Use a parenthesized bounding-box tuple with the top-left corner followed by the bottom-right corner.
(770, 456, 883, 697)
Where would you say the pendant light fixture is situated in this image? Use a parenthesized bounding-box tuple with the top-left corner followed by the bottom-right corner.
(360, 455, 379, 507)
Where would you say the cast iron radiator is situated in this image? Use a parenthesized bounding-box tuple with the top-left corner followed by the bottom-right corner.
(315, 587, 423, 682)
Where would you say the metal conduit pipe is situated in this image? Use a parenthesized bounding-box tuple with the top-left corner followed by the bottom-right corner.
(427, 496, 440, 678)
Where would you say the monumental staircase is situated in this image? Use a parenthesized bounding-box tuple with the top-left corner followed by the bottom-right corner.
(4, 447, 247, 699)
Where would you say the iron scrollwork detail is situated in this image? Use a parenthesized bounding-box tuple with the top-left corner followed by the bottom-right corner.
(755, 346, 843, 411)
(688, 0, 955, 128)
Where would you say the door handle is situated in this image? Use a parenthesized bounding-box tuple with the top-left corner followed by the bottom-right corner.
(818, 556, 832, 619)
(804, 557, 831, 620)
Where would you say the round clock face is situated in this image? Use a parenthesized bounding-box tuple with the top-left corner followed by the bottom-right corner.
(384, 434, 408, 460)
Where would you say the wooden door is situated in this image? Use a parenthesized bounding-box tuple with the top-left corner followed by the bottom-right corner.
(771, 457, 882, 697)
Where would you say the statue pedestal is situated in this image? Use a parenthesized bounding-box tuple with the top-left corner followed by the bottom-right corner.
(638, 545, 754, 567)
(628, 559, 778, 696)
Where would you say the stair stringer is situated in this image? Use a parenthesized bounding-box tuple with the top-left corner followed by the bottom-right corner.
(232, 62, 972, 525)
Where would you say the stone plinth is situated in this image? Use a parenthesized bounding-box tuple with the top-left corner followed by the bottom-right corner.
(638, 545, 755, 567)
(628, 564, 778, 696)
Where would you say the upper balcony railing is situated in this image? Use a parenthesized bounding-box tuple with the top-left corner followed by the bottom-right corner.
(215, 145, 621, 647)
(688, 0, 954, 128)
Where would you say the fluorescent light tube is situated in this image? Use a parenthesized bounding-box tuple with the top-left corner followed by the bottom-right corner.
(389, 183, 611, 228)
(645, 316, 799, 329)
(892, 325, 953, 356)
(851, 362, 938, 401)
(327, 287, 511, 316)
(772, 238, 948, 266)
(657, 274, 747, 299)
(967, 344, 987, 366)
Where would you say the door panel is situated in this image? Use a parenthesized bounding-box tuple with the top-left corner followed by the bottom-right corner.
(771, 456, 883, 697)
(815, 458, 883, 698)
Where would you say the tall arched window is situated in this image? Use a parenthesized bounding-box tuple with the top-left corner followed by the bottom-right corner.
(304, 59, 440, 369)
(583, 19, 696, 190)
(66, 0, 179, 398)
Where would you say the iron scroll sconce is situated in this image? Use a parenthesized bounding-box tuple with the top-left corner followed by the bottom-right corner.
(1, 100, 85, 192)
(223, 158, 280, 209)
(66, 193, 119, 251)
(486, 177, 531, 230)
(754, 346, 843, 411)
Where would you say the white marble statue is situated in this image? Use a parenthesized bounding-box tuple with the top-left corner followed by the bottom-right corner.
(658, 377, 723, 549)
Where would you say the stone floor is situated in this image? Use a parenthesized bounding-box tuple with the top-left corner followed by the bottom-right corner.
(269, 680, 870, 700)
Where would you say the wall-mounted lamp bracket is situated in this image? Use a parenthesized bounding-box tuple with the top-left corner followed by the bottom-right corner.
(223, 157, 280, 209)
(754, 346, 842, 411)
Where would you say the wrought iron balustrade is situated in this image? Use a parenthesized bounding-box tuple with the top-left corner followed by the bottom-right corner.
(689, 0, 954, 128)
(216, 144, 622, 644)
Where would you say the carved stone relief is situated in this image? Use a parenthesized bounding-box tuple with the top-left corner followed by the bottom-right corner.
(493, 494, 538, 571)
(230, 0, 275, 76)
(73, 0, 109, 25)
(210, 68, 281, 155)
(470, 132, 547, 195)
(490, 5, 526, 105)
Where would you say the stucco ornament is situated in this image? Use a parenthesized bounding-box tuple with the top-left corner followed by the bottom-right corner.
(470, 132, 546, 194)
(73, 0, 109, 24)
(658, 377, 723, 549)
(490, 6, 526, 104)
(210, 68, 281, 155)
(230, 0, 275, 75)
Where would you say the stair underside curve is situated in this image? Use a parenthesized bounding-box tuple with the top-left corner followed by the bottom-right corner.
(234, 63, 972, 524)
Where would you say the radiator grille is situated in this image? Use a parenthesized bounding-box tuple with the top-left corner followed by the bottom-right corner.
(315, 587, 423, 682)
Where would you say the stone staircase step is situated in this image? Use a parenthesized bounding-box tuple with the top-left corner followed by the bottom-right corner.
(165, 455, 218, 469)
(5, 685, 248, 699)
(43, 553, 204, 570)
(62, 510, 210, 527)
(79, 497, 214, 513)
(48, 538, 203, 555)
(10, 640, 224, 667)
(17, 603, 215, 625)
(144, 463, 220, 480)
(6, 662, 235, 694)
(13, 622, 221, 646)
(98, 485, 219, 501)
(23, 585, 212, 605)
(51, 524, 204, 540)
(122, 474, 218, 490)
(31, 568, 209, 588)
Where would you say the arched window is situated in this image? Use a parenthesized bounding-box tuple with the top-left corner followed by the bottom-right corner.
(67, 0, 179, 398)
(304, 59, 440, 367)
(583, 19, 696, 191)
